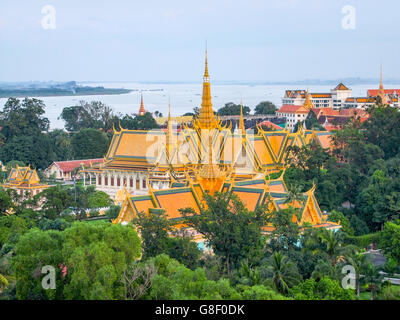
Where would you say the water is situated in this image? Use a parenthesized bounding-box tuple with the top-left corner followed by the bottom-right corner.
(0, 82, 394, 129)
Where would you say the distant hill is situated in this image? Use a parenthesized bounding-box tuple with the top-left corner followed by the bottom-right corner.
(0, 81, 131, 98)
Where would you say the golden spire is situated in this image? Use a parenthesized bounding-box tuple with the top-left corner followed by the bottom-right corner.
(166, 98, 174, 159)
(378, 64, 388, 104)
(139, 93, 146, 116)
(197, 47, 219, 130)
(239, 99, 245, 133)
(303, 89, 313, 110)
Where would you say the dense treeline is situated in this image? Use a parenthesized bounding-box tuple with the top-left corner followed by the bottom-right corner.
(0, 98, 160, 169)
(1, 101, 400, 300)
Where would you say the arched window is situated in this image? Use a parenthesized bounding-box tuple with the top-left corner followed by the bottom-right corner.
(130, 178, 133, 188)
(111, 176, 114, 186)
(117, 177, 121, 187)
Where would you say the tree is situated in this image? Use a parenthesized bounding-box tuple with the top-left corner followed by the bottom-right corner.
(380, 221, 400, 263)
(120, 113, 160, 130)
(346, 251, 371, 297)
(133, 210, 172, 259)
(35, 185, 73, 220)
(254, 101, 277, 115)
(317, 229, 349, 266)
(0, 98, 49, 138)
(146, 254, 241, 300)
(133, 210, 201, 268)
(290, 277, 354, 300)
(61, 222, 141, 300)
(0, 134, 56, 170)
(48, 129, 72, 161)
(71, 128, 109, 159)
(217, 102, 250, 116)
(60, 101, 118, 132)
(304, 111, 325, 130)
(262, 251, 301, 294)
(180, 192, 268, 275)
(269, 207, 300, 253)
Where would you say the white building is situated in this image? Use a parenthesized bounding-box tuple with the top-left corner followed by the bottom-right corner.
(282, 83, 352, 109)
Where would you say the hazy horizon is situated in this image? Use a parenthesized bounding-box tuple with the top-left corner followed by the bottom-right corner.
(0, 0, 399, 83)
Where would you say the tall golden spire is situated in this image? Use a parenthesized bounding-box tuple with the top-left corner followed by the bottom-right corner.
(239, 99, 245, 133)
(197, 48, 219, 130)
(378, 64, 388, 104)
(303, 90, 313, 110)
(166, 98, 174, 159)
(139, 93, 146, 116)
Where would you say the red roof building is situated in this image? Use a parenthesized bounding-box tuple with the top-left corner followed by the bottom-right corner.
(44, 159, 104, 181)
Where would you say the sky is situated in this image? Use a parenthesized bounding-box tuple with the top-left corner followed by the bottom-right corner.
(0, 0, 399, 82)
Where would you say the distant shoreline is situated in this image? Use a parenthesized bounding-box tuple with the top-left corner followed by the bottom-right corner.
(0, 87, 132, 98)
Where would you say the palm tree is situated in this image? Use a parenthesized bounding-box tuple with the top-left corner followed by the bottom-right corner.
(283, 184, 305, 220)
(318, 229, 351, 266)
(311, 259, 340, 282)
(263, 251, 301, 294)
(346, 251, 371, 297)
(362, 262, 384, 300)
(238, 261, 262, 286)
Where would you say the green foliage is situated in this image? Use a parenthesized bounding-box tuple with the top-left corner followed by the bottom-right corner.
(254, 101, 277, 115)
(180, 192, 268, 275)
(269, 207, 300, 252)
(261, 251, 301, 294)
(327, 210, 354, 235)
(120, 112, 160, 130)
(217, 102, 250, 116)
(380, 221, 400, 263)
(305, 111, 325, 131)
(290, 277, 354, 300)
(60, 101, 117, 132)
(133, 210, 201, 268)
(146, 254, 241, 300)
(71, 128, 109, 159)
(12, 221, 141, 300)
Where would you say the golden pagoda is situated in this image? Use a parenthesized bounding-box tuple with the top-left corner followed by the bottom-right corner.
(1, 165, 49, 199)
(303, 90, 314, 110)
(195, 49, 221, 130)
(138, 94, 146, 116)
(110, 49, 341, 237)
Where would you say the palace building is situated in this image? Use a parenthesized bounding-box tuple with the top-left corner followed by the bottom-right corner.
(81, 50, 340, 237)
(1, 165, 49, 198)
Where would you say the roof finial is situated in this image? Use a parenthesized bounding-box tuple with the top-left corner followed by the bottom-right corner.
(303, 89, 313, 110)
(239, 98, 245, 133)
(139, 93, 146, 116)
(204, 41, 209, 79)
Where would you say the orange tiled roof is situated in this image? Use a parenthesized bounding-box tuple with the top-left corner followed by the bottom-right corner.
(277, 104, 309, 114)
(333, 82, 350, 90)
(368, 89, 400, 97)
(52, 159, 104, 173)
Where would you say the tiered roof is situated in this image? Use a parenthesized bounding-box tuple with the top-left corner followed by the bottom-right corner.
(2, 166, 48, 190)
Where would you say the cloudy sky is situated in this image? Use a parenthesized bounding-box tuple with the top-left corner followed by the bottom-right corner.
(0, 0, 398, 82)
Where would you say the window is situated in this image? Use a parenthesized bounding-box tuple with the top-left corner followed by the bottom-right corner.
(111, 176, 114, 186)
(130, 178, 133, 188)
(98, 176, 101, 185)
(117, 177, 121, 187)
(123, 178, 127, 187)
(142, 179, 146, 189)
(105, 177, 108, 186)
(136, 179, 140, 189)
